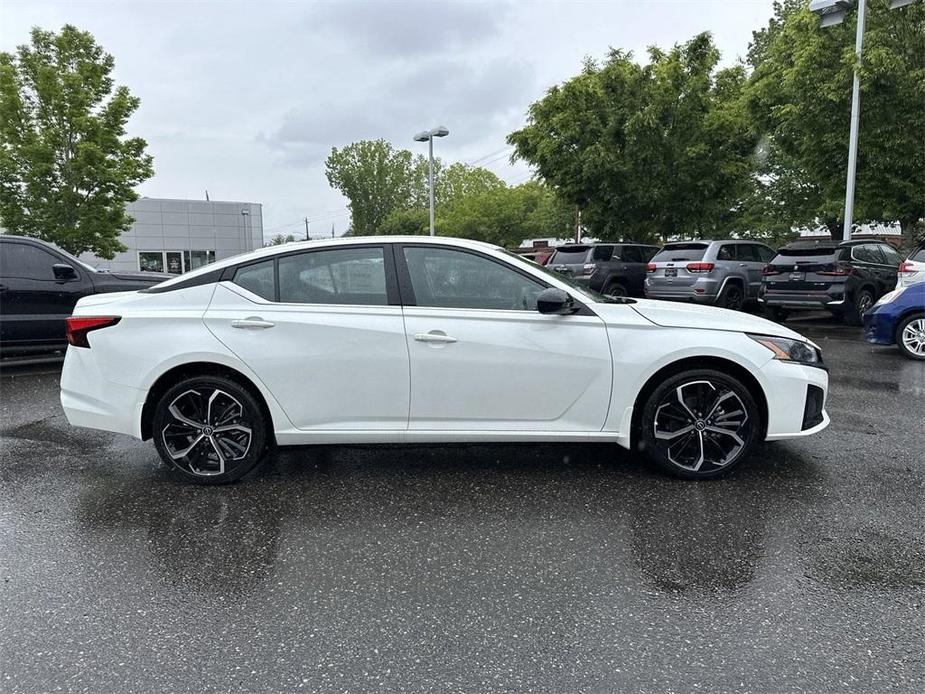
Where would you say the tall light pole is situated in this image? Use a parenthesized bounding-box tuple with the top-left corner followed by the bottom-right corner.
(808, 0, 920, 241)
(413, 126, 449, 236)
(240, 208, 251, 250)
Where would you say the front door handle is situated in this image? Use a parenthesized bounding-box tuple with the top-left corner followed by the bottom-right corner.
(414, 331, 458, 344)
(231, 316, 275, 329)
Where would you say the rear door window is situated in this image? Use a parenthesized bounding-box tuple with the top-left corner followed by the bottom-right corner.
(852, 244, 884, 264)
(651, 244, 709, 263)
(879, 245, 903, 266)
(279, 247, 388, 305)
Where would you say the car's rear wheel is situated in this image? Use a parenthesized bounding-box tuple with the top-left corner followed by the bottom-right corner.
(846, 287, 875, 326)
(152, 376, 267, 485)
(717, 283, 744, 311)
(640, 369, 761, 480)
(602, 280, 628, 298)
(896, 314, 925, 360)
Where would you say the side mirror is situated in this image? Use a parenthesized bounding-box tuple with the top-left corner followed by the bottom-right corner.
(53, 264, 78, 281)
(536, 287, 575, 314)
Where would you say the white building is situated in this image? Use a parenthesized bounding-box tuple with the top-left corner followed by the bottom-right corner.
(80, 197, 263, 274)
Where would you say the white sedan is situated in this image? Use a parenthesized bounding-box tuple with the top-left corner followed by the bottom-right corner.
(60, 236, 829, 484)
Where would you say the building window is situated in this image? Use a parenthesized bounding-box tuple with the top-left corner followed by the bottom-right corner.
(138, 250, 216, 274)
(139, 252, 165, 273)
(183, 250, 216, 271)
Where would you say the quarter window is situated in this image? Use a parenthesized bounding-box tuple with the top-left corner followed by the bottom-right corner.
(403, 246, 545, 311)
(879, 245, 903, 266)
(717, 245, 735, 261)
(278, 247, 388, 305)
(233, 260, 276, 301)
(853, 244, 884, 264)
(734, 245, 761, 262)
(621, 247, 644, 263)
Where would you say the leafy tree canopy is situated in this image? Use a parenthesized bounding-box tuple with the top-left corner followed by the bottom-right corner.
(0, 25, 153, 257)
(508, 34, 757, 244)
(746, 0, 925, 241)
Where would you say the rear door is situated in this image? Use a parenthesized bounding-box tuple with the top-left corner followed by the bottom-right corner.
(397, 243, 612, 432)
(0, 241, 91, 348)
(619, 245, 648, 296)
(204, 244, 410, 431)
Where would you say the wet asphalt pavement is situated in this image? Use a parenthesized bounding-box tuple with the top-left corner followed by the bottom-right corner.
(1, 315, 923, 693)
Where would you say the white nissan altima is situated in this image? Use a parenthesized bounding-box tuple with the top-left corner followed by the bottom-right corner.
(60, 236, 829, 484)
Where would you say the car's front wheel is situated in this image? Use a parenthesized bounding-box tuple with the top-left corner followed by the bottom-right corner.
(896, 313, 925, 360)
(640, 369, 761, 479)
(152, 376, 268, 484)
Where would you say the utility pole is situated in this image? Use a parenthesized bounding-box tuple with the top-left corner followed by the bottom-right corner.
(574, 208, 582, 243)
(304, 217, 310, 240)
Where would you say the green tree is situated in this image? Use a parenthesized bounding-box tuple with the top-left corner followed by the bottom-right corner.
(435, 163, 504, 204)
(325, 139, 429, 235)
(508, 34, 756, 243)
(266, 233, 296, 246)
(0, 25, 153, 258)
(747, 0, 925, 241)
(379, 207, 428, 235)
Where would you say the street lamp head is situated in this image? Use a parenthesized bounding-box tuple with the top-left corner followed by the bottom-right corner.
(430, 126, 449, 138)
(413, 131, 430, 142)
(809, 0, 856, 27)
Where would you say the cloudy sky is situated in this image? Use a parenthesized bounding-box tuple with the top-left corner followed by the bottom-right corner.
(1, 0, 775, 240)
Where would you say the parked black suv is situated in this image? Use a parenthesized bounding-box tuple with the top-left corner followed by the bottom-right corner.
(0, 235, 172, 356)
(759, 239, 902, 324)
(547, 242, 659, 297)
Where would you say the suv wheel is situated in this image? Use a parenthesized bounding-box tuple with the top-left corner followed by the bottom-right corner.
(602, 280, 627, 298)
(896, 314, 925, 360)
(717, 283, 744, 311)
(640, 370, 761, 480)
(846, 287, 875, 326)
(152, 376, 268, 484)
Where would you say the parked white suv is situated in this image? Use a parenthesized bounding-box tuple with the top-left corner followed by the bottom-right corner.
(898, 243, 925, 288)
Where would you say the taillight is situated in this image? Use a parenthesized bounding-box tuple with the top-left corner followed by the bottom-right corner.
(762, 265, 782, 276)
(818, 263, 854, 277)
(899, 261, 918, 276)
(686, 262, 715, 273)
(65, 316, 121, 348)
(582, 263, 597, 274)
(646, 263, 656, 273)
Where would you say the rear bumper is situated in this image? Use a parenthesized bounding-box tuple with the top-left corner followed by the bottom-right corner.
(644, 283, 718, 303)
(60, 346, 145, 439)
(759, 287, 845, 310)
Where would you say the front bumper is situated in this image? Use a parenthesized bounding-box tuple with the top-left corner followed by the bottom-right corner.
(862, 307, 896, 346)
(760, 358, 830, 441)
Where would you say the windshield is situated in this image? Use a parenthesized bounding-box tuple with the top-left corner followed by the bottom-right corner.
(651, 244, 708, 262)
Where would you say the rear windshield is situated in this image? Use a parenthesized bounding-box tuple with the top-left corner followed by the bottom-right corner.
(771, 249, 838, 264)
(549, 247, 591, 264)
(651, 244, 708, 262)
(912, 247, 925, 262)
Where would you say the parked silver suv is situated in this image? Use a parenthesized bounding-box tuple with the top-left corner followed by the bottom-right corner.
(645, 240, 776, 310)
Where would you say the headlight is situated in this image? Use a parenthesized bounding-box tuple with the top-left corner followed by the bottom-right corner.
(748, 334, 823, 367)
(874, 287, 905, 307)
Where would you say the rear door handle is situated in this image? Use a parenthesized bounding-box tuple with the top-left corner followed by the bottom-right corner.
(414, 331, 458, 344)
(231, 316, 275, 329)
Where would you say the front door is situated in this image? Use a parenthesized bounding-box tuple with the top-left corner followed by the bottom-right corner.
(204, 245, 410, 430)
(397, 244, 613, 432)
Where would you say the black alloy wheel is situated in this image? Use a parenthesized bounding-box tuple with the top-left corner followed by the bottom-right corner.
(640, 369, 761, 479)
(152, 376, 267, 484)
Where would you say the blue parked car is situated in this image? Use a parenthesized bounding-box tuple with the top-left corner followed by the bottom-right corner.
(863, 282, 925, 360)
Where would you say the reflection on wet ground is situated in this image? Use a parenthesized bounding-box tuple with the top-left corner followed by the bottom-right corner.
(1, 315, 923, 692)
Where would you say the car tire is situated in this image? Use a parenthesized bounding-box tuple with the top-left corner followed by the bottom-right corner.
(764, 306, 789, 322)
(152, 375, 268, 485)
(640, 369, 761, 480)
(846, 287, 875, 326)
(602, 280, 628, 298)
(717, 283, 744, 311)
(895, 313, 925, 361)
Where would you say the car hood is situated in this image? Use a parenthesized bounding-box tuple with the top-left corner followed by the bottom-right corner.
(620, 298, 805, 340)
